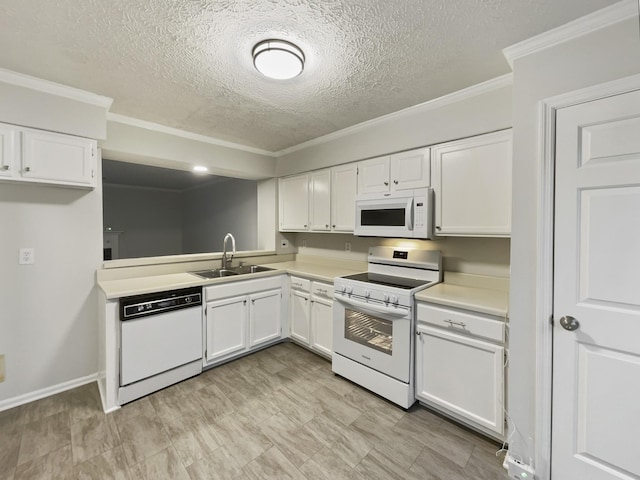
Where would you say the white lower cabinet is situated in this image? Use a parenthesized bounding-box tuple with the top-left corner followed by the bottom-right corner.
(204, 276, 284, 367)
(289, 276, 334, 358)
(415, 302, 506, 439)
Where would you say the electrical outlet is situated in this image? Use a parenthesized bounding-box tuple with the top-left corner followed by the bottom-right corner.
(506, 455, 535, 479)
(280, 239, 289, 248)
(345, 242, 351, 252)
(0, 355, 5, 383)
(19, 248, 35, 265)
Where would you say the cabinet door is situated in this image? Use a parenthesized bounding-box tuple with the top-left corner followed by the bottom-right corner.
(21, 129, 96, 187)
(390, 148, 430, 190)
(331, 163, 357, 232)
(0, 124, 18, 178)
(310, 296, 333, 358)
(249, 289, 282, 348)
(415, 323, 504, 435)
(432, 130, 512, 236)
(205, 296, 248, 364)
(279, 174, 310, 231)
(309, 169, 331, 231)
(290, 289, 310, 344)
(357, 156, 390, 194)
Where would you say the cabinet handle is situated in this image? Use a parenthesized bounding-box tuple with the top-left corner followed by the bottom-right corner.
(243, 300, 247, 305)
(1, 165, 9, 171)
(332, 224, 336, 228)
(325, 224, 329, 228)
(393, 180, 398, 185)
(304, 224, 308, 228)
(444, 319, 466, 328)
(416, 331, 422, 337)
(24, 166, 31, 172)
(384, 181, 389, 186)
(436, 226, 442, 231)
(251, 299, 255, 304)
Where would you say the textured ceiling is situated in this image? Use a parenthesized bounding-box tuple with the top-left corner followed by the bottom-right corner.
(0, 0, 622, 152)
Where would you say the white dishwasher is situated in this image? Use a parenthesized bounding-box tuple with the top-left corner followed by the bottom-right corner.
(119, 286, 203, 405)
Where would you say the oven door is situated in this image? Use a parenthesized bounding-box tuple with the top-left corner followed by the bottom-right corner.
(333, 295, 412, 383)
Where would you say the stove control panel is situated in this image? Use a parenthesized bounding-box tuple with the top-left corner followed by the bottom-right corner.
(334, 282, 412, 308)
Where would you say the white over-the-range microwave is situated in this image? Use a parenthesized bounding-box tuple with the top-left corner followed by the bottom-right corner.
(354, 188, 434, 239)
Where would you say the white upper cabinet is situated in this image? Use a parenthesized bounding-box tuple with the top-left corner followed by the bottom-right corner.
(309, 169, 331, 231)
(357, 155, 391, 194)
(0, 124, 17, 178)
(0, 122, 97, 188)
(357, 148, 430, 194)
(279, 164, 358, 233)
(389, 148, 431, 190)
(431, 129, 512, 237)
(279, 173, 310, 231)
(330, 163, 357, 232)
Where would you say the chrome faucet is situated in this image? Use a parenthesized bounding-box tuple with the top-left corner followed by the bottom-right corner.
(222, 233, 236, 269)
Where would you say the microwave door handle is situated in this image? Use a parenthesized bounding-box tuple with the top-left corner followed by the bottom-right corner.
(406, 198, 414, 230)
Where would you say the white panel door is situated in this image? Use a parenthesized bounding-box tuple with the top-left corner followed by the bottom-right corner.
(309, 169, 331, 231)
(248, 289, 282, 347)
(21, 129, 96, 186)
(0, 124, 17, 178)
(331, 163, 357, 232)
(205, 296, 248, 363)
(310, 296, 333, 357)
(390, 147, 430, 191)
(357, 156, 390, 194)
(279, 174, 309, 231)
(552, 89, 640, 480)
(290, 289, 310, 344)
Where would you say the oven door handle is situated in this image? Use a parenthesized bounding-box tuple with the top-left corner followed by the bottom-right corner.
(335, 295, 410, 317)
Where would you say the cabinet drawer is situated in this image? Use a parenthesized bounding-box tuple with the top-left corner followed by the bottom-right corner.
(416, 302, 505, 343)
(311, 281, 333, 300)
(205, 276, 282, 301)
(290, 276, 311, 292)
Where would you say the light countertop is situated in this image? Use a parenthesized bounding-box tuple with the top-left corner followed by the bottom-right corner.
(416, 272, 509, 318)
(98, 259, 366, 299)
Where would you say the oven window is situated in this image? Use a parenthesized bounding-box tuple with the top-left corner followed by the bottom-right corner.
(360, 208, 405, 226)
(344, 309, 393, 355)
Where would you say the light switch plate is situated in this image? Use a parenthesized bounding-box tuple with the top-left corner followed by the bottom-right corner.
(19, 248, 35, 264)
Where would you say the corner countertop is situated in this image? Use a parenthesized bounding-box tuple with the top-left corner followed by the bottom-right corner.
(97, 258, 366, 300)
(415, 272, 509, 318)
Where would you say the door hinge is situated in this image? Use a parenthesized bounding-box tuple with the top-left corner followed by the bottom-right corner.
(91, 146, 95, 157)
(356, 166, 359, 175)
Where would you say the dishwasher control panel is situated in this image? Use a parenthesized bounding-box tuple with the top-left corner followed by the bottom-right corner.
(120, 286, 202, 320)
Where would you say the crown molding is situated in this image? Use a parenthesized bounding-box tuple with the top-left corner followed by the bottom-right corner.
(0, 68, 113, 109)
(503, 0, 638, 68)
(274, 73, 513, 157)
(106, 113, 277, 157)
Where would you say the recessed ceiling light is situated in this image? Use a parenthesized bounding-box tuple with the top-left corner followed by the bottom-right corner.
(193, 166, 208, 173)
(252, 39, 305, 80)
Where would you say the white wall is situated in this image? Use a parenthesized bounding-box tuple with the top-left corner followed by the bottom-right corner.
(296, 233, 511, 278)
(508, 15, 640, 467)
(276, 78, 512, 176)
(103, 184, 183, 258)
(181, 178, 258, 253)
(0, 181, 103, 404)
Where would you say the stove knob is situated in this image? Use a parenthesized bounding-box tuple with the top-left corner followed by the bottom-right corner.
(383, 293, 389, 302)
(345, 286, 353, 295)
(337, 284, 346, 293)
(364, 289, 371, 298)
(390, 295, 399, 305)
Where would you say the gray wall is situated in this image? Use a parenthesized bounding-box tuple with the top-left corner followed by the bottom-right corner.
(277, 80, 513, 176)
(508, 16, 640, 466)
(182, 178, 258, 254)
(102, 184, 183, 258)
(0, 84, 106, 405)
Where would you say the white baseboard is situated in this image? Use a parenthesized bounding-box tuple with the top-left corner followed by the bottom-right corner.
(0, 373, 99, 412)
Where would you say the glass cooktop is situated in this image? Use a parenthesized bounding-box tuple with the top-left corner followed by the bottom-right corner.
(341, 272, 431, 290)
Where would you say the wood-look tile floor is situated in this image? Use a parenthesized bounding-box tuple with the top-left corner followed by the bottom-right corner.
(0, 342, 508, 480)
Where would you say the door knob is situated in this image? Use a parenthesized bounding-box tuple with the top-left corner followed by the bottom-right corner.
(559, 316, 580, 331)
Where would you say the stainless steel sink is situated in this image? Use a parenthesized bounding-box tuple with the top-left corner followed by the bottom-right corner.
(190, 269, 239, 279)
(189, 265, 274, 279)
(229, 265, 275, 275)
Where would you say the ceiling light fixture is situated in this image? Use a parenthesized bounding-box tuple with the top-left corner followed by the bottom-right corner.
(252, 39, 305, 80)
